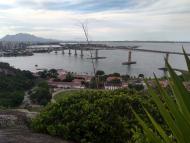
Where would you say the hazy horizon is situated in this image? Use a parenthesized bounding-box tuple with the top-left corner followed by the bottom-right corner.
(0, 0, 190, 41)
(1, 33, 190, 42)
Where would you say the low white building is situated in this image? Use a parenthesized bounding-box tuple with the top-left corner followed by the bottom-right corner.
(104, 76, 122, 90)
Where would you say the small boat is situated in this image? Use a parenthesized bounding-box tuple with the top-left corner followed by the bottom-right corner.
(122, 61, 136, 65)
(87, 57, 107, 59)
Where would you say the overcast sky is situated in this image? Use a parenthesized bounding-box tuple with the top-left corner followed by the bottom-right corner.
(0, 0, 190, 41)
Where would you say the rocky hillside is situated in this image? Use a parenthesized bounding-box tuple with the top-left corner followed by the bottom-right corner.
(0, 109, 72, 143)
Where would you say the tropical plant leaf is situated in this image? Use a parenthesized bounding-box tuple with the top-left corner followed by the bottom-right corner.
(165, 60, 190, 122)
(132, 110, 163, 143)
(134, 51, 190, 143)
(154, 75, 190, 128)
(182, 47, 190, 72)
(143, 107, 172, 143)
(146, 81, 184, 143)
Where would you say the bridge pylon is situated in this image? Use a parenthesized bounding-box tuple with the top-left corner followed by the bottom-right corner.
(165, 53, 169, 61)
(164, 53, 169, 69)
(95, 49, 98, 59)
(122, 49, 136, 65)
(68, 49, 71, 55)
(128, 50, 132, 62)
(81, 49, 84, 57)
(74, 49, 77, 56)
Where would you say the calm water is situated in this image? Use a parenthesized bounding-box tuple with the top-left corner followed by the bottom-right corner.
(1, 42, 190, 77)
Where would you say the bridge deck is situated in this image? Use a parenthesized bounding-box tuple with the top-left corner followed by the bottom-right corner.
(26, 43, 189, 56)
(159, 67, 188, 73)
(122, 47, 189, 56)
(65, 44, 190, 56)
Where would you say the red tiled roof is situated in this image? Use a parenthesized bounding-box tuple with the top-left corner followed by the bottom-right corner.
(106, 76, 121, 82)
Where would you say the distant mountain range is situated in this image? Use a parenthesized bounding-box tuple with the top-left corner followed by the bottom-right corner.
(1, 33, 189, 43)
(0, 33, 59, 43)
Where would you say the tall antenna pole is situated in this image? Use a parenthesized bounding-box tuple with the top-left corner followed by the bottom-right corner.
(81, 23, 98, 88)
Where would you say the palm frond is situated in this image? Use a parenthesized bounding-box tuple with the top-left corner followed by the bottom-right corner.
(134, 49, 190, 143)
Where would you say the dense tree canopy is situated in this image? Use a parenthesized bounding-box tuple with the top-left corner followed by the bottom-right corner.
(109, 72, 121, 77)
(0, 91, 24, 107)
(95, 70, 105, 76)
(38, 69, 58, 79)
(128, 83, 144, 91)
(64, 72, 74, 82)
(0, 62, 35, 107)
(30, 81, 51, 105)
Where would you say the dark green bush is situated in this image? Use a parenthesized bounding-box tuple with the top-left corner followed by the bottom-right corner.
(32, 89, 160, 143)
(128, 83, 144, 91)
(0, 62, 35, 107)
(95, 70, 105, 76)
(109, 72, 121, 77)
(0, 91, 24, 107)
(30, 81, 51, 105)
(64, 72, 75, 82)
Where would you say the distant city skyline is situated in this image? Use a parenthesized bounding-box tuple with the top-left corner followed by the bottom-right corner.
(0, 0, 190, 41)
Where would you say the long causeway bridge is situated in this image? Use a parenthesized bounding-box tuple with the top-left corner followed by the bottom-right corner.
(26, 43, 189, 67)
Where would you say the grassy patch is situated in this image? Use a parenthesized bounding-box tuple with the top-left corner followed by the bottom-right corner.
(54, 89, 107, 102)
(54, 90, 84, 102)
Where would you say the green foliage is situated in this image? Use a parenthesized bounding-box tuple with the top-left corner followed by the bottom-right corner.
(0, 62, 11, 69)
(108, 78, 122, 84)
(121, 74, 130, 81)
(38, 70, 48, 78)
(32, 89, 161, 143)
(99, 75, 108, 81)
(0, 91, 24, 107)
(0, 66, 34, 92)
(88, 77, 105, 89)
(48, 69, 58, 78)
(38, 69, 58, 79)
(30, 81, 51, 105)
(130, 127, 148, 143)
(95, 70, 105, 76)
(0, 62, 35, 107)
(64, 72, 75, 82)
(128, 83, 144, 91)
(54, 90, 80, 101)
(134, 49, 190, 143)
(109, 72, 121, 77)
(138, 74, 144, 79)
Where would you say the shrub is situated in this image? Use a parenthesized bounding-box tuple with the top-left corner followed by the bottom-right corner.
(30, 82, 51, 105)
(38, 69, 58, 79)
(64, 72, 74, 82)
(0, 91, 24, 107)
(32, 89, 161, 143)
(128, 83, 144, 91)
(95, 70, 105, 76)
(109, 73, 121, 77)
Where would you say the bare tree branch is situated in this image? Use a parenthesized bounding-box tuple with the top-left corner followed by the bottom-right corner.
(81, 23, 98, 88)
